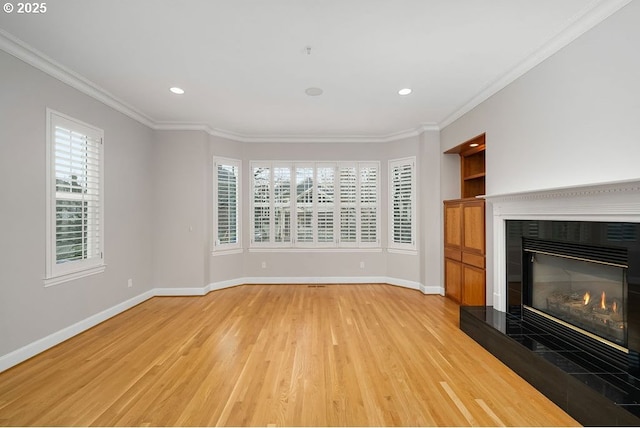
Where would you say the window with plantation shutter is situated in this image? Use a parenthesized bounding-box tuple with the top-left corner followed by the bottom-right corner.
(339, 165, 357, 246)
(273, 166, 292, 244)
(316, 164, 335, 245)
(252, 164, 271, 244)
(296, 165, 314, 244)
(213, 157, 241, 252)
(389, 157, 416, 252)
(359, 163, 379, 246)
(250, 161, 379, 249)
(46, 109, 104, 285)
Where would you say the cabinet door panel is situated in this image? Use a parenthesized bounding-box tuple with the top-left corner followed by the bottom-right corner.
(445, 258, 462, 303)
(444, 203, 462, 249)
(462, 264, 486, 306)
(462, 201, 485, 255)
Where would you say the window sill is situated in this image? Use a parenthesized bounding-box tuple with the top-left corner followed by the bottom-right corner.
(249, 247, 383, 253)
(44, 265, 106, 287)
(387, 248, 418, 256)
(211, 248, 244, 256)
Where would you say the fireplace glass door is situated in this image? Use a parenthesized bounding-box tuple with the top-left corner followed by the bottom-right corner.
(528, 252, 627, 347)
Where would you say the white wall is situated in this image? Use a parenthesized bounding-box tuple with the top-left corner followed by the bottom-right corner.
(441, 1, 640, 304)
(0, 50, 155, 357)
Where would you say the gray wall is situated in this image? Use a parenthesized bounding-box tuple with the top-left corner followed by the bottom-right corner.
(0, 50, 155, 356)
(419, 131, 442, 291)
(0, 39, 436, 364)
(440, 1, 640, 303)
(152, 130, 209, 289)
(206, 135, 438, 286)
(8, 0, 637, 365)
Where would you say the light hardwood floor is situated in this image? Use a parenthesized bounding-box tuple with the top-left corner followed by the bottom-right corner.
(0, 284, 579, 426)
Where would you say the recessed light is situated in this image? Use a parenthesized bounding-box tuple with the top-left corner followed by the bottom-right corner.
(470, 143, 479, 148)
(398, 88, 412, 95)
(305, 87, 323, 96)
(170, 87, 185, 95)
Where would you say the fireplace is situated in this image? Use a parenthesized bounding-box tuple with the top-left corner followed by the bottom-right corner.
(525, 247, 627, 348)
(506, 220, 639, 369)
(457, 180, 640, 425)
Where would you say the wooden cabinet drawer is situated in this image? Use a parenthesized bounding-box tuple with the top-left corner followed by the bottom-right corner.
(445, 247, 462, 261)
(462, 252, 485, 269)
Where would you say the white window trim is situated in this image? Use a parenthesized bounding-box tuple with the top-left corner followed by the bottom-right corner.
(213, 157, 242, 253)
(250, 161, 380, 250)
(388, 156, 417, 253)
(45, 108, 105, 286)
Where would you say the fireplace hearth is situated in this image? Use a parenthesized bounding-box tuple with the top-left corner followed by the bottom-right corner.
(458, 180, 640, 425)
(462, 219, 640, 425)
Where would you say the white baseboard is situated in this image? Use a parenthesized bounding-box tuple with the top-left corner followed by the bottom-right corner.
(420, 284, 444, 295)
(209, 276, 433, 292)
(153, 287, 207, 296)
(0, 277, 442, 373)
(0, 290, 154, 373)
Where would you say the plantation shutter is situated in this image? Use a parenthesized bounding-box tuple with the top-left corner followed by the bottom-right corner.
(316, 165, 336, 244)
(390, 158, 415, 250)
(273, 166, 292, 244)
(252, 165, 271, 243)
(359, 164, 378, 245)
(295, 165, 314, 244)
(339, 165, 357, 245)
(47, 110, 105, 283)
(214, 158, 240, 250)
(248, 161, 379, 249)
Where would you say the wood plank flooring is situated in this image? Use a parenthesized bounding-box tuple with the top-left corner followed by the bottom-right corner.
(0, 284, 579, 426)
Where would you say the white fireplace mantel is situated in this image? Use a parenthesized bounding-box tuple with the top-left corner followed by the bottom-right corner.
(485, 178, 640, 311)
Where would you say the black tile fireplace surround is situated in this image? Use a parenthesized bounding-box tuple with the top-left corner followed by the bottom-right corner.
(461, 220, 640, 426)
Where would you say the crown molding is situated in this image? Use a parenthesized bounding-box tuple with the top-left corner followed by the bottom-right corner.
(438, 0, 632, 130)
(0, 29, 156, 129)
(2, 0, 629, 142)
(0, 28, 439, 143)
(153, 121, 440, 143)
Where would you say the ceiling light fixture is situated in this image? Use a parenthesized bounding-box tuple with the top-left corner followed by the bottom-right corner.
(398, 88, 412, 95)
(305, 87, 323, 96)
(170, 87, 185, 95)
(469, 143, 479, 148)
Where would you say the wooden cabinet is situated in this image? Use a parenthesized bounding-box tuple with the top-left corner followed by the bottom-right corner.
(444, 199, 486, 306)
(444, 133, 486, 306)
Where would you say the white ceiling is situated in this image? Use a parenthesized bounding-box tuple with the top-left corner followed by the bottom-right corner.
(0, 0, 629, 141)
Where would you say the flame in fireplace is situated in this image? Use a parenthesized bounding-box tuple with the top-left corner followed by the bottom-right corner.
(583, 291, 591, 305)
(601, 291, 606, 310)
(613, 300, 618, 313)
